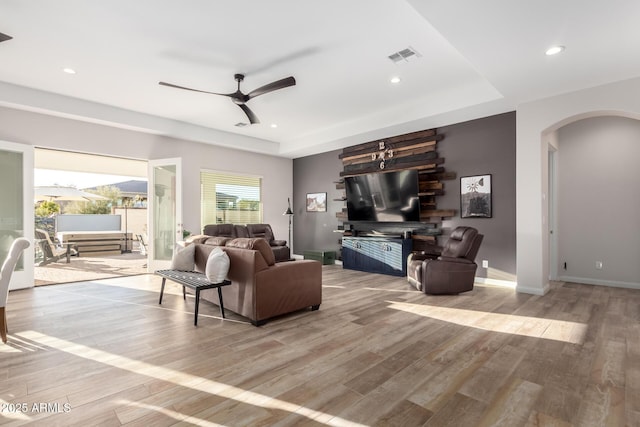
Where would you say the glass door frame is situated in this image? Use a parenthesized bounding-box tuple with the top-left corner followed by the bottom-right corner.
(147, 158, 182, 272)
(0, 140, 34, 290)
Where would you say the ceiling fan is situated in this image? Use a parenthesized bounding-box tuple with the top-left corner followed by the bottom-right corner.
(159, 73, 296, 125)
(0, 32, 13, 43)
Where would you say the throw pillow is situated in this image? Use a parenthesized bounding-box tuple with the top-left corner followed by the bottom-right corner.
(205, 246, 231, 283)
(170, 244, 195, 271)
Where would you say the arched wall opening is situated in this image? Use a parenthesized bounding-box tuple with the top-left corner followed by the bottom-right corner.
(545, 114, 640, 289)
(516, 76, 640, 295)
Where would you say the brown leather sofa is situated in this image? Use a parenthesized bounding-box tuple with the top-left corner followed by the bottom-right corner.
(406, 226, 483, 294)
(202, 223, 246, 238)
(203, 223, 290, 262)
(193, 237, 321, 325)
(246, 223, 290, 262)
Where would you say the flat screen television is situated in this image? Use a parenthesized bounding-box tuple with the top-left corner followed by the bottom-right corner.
(345, 169, 420, 222)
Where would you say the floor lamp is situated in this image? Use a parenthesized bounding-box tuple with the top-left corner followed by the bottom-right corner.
(283, 197, 293, 257)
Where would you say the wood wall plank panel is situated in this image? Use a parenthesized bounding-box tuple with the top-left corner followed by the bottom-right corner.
(340, 129, 438, 156)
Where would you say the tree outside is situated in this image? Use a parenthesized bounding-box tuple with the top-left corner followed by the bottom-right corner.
(65, 185, 121, 214)
(35, 200, 60, 217)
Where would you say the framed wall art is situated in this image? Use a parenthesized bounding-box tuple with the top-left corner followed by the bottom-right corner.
(460, 174, 492, 218)
(306, 192, 327, 212)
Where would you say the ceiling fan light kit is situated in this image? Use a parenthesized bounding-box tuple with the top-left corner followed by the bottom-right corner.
(159, 73, 296, 125)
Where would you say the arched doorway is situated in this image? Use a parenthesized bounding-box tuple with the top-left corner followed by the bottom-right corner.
(547, 114, 640, 289)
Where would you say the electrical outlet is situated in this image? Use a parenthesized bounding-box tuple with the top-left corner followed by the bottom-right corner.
(482, 260, 489, 269)
(596, 261, 603, 270)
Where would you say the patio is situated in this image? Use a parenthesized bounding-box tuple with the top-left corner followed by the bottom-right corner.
(34, 243, 148, 286)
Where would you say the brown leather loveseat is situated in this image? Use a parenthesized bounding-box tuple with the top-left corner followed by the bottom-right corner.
(203, 223, 290, 262)
(193, 237, 321, 325)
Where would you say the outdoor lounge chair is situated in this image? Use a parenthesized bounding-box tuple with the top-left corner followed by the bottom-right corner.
(35, 229, 75, 266)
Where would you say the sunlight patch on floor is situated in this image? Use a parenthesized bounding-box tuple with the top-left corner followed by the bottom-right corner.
(0, 335, 48, 353)
(16, 330, 368, 426)
(386, 301, 588, 344)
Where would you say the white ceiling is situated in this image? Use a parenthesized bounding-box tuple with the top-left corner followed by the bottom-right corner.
(2, 1, 640, 158)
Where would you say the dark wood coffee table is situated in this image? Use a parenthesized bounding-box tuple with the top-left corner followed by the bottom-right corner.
(155, 269, 232, 325)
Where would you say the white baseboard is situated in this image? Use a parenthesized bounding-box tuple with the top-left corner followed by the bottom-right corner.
(558, 275, 640, 290)
(515, 283, 549, 296)
(475, 277, 517, 289)
(476, 277, 550, 295)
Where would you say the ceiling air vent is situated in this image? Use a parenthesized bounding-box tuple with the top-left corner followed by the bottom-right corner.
(388, 47, 421, 63)
(0, 32, 13, 43)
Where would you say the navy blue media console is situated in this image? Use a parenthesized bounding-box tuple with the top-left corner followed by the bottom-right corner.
(342, 236, 412, 277)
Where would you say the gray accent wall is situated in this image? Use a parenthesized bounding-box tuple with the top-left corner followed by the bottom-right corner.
(437, 112, 517, 281)
(292, 149, 343, 256)
(293, 111, 517, 282)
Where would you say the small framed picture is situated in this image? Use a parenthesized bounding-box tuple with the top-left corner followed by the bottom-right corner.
(460, 174, 492, 218)
(306, 192, 327, 212)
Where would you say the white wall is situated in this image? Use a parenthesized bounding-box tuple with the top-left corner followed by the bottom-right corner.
(517, 76, 640, 295)
(0, 106, 293, 242)
(556, 116, 640, 288)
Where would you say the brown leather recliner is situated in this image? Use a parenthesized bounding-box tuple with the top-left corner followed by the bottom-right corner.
(246, 223, 290, 262)
(235, 225, 249, 238)
(407, 226, 483, 294)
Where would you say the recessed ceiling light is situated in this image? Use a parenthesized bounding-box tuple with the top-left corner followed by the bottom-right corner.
(390, 76, 401, 84)
(270, 123, 278, 128)
(545, 45, 565, 56)
(63, 68, 76, 74)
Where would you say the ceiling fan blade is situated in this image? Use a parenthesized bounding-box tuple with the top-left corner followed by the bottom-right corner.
(158, 81, 233, 97)
(238, 104, 260, 124)
(0, 32, 12, 43)
(247, 76, 296, 100)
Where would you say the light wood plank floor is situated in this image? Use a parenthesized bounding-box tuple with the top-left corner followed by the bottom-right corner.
(1, 266, 639, 426)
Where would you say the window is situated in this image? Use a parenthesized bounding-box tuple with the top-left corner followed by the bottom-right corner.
(201, 171, 262, 229)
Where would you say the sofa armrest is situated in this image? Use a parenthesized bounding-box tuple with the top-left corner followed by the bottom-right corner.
(254, 260, 322, 321)
(186, 234, 210, 245)
(408, 252, 438, 263)
(271, 239, 287, 247)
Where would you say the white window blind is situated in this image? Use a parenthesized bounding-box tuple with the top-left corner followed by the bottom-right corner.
(201, 171, 262, 229)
